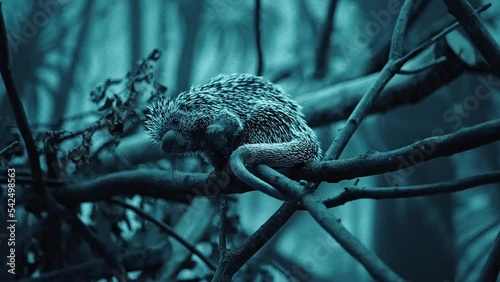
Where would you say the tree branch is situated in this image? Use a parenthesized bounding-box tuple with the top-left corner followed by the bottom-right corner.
(254, 0, 263, 76)
(0, 5, 127, 279)
(14, 117, 499, 211)
(300, 3, 492, 128)
(214, 1, 419, 281)
(108, 198, 217, 271)
(325, 0, 487, 160)
(298, 118, 500, 183)
(443, 0, 500, 76)
(218, 194, 228, 257)
(0, 141, 18, 158)
(211, 202, 297, 281)
(0, 1, 45, 196)
(258, 165, 405, 281)
(389, 0, 414, 59)
(313, 0, 338, 78)
(322, 171, 500, 208)
(480, 229, 500, 282)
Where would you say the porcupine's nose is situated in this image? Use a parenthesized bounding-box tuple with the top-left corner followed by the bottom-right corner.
(161, 130, 177, 152)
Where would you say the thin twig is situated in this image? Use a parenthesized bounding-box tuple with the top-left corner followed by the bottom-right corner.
(402, 3, 491, 63)
(326, 0, 417, 160)
(479, 229, 500, 282)
(314, 0, 338, 78)
(219, 194, 228, 257)
(0, 141, 18, 158)
(254, 0, 263, 76)
(389, 0, 415, 59)
(322, 171, 500, 208)
(0, 2, 45, 196)
(397, 56, 448, 75)
(443, 0, 500, 76)
(108, 198, 217, 271)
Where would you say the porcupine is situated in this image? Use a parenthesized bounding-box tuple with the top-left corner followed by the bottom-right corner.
(145, 73, 321, 199)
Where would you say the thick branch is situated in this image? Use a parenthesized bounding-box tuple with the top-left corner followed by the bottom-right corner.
(15, 118, 499, 209)
(258, 166, 405, 282)
(211, 202, 297, 281)
(47, 170, 244, 204)
(298, 118, 500, 183)
(301, 51, 466, 127)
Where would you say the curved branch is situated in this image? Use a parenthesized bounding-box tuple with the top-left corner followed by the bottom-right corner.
(480, 229, 500, 282)
(108, 198, 217, 271)
(212, 202, 297, 281)
(0, 141, 18, 158)
(258, 165, 405, 282)
(443, 0, 500, 76)
(397, 56, 447, 75)
(322, 171, 500, 208)
(298, 118, 500, 183)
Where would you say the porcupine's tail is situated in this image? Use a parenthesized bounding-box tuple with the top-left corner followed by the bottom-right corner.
(229, 139, 320, 200)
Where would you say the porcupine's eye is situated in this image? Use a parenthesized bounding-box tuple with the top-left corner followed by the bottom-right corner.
(171, 118, 180, 126)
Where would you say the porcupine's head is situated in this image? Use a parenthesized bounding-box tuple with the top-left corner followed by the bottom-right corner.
(144, 97, 206, 155)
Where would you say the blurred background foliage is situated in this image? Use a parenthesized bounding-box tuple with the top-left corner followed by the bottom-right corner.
(0, 0, 499, 281)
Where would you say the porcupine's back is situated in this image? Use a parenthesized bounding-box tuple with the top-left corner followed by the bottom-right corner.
(177, 73, 319, 148)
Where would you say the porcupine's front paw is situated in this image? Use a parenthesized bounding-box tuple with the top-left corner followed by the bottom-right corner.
(206, 123, 232, 155)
